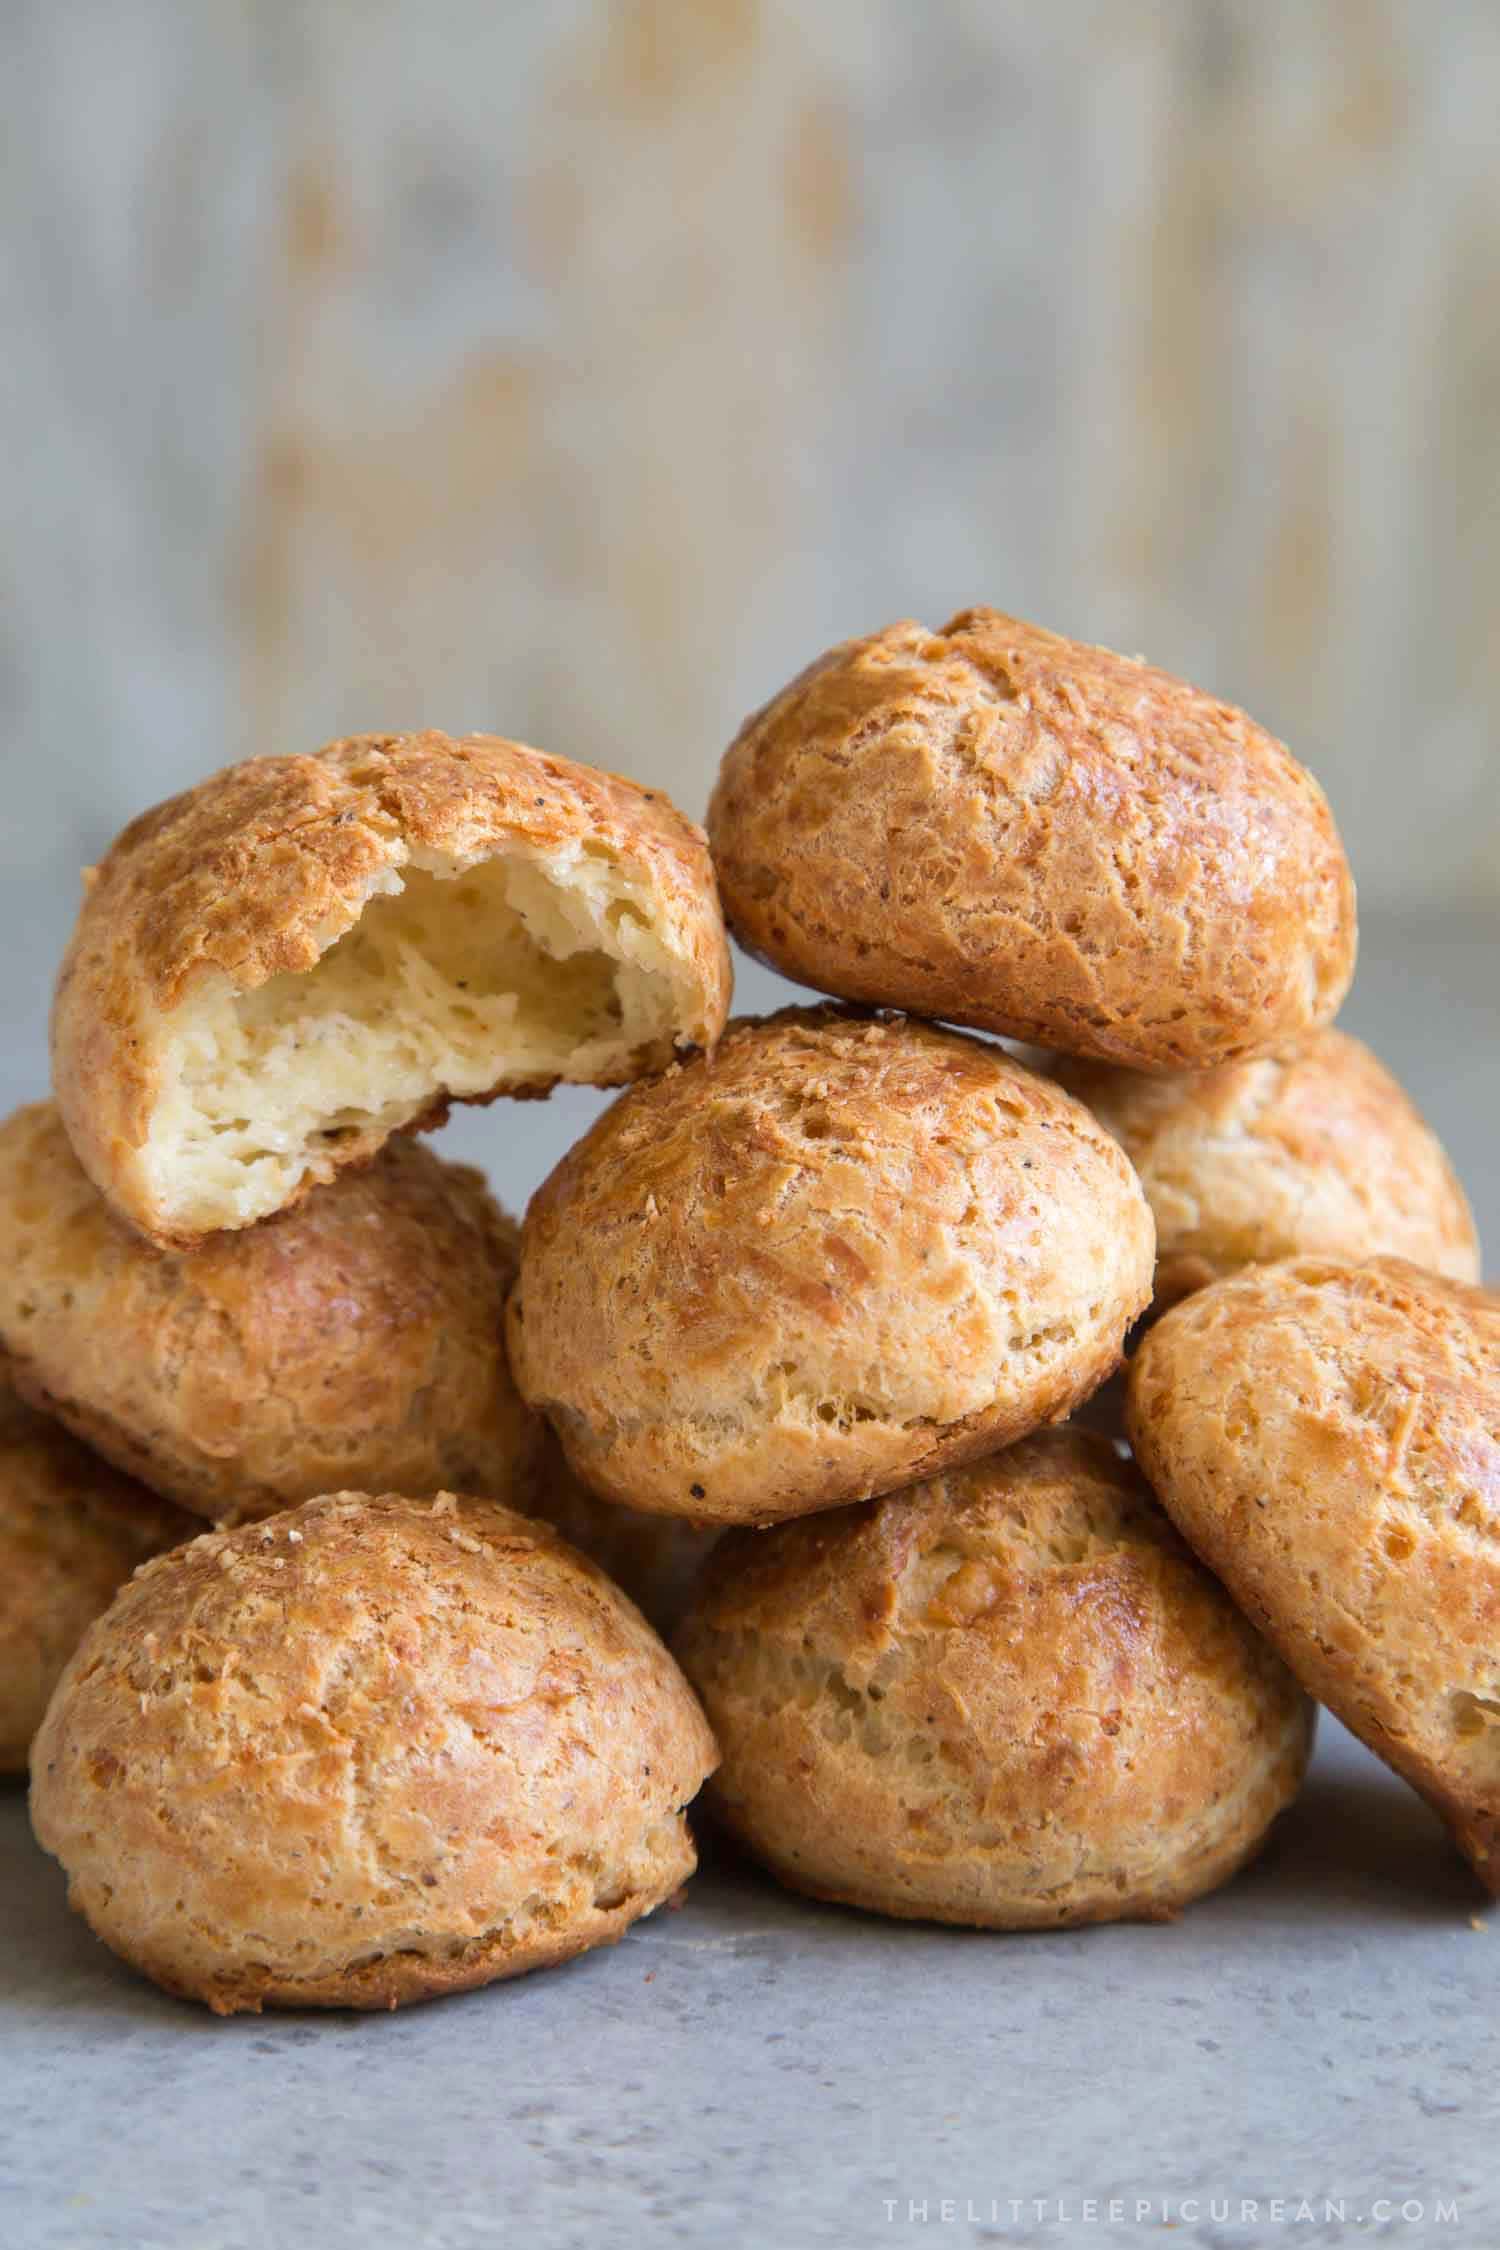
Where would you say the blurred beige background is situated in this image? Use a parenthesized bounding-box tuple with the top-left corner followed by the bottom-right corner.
(4, 0, 1498, 931)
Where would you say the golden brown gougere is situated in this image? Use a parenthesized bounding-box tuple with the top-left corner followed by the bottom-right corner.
(0, 1102, 544, 1526)
(31, 1494, 719, 2013)
(52, 730, 731, 1245)
(508, 1007, 1156, 1524)
(1128, 1257, 1500, 1894)
(1052, 1029, 1479, 1314)
(674, 1429, 1312, 1926)
(708, 608, 1355, 1072)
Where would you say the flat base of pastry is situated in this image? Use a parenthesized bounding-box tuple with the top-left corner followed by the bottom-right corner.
(705, 1802, 1294, 1932)
(131, 1873, 693, 2017)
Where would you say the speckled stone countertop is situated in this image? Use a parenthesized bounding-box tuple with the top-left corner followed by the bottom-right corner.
(0, 920, 1496, 2250)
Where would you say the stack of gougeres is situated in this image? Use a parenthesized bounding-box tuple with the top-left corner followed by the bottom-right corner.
(11, 614, 1491, 2017)
(672, 606, 1483, 1923)
(19, 732, 727, 2012)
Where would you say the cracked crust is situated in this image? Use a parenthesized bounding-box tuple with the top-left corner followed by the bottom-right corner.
(507, 1006, 1155, 1524)
(52, 729, 732, 1245)
(0, 1101, 545, 1526)
(1052, 1029, 1479, 1313)
(30, 1492, 719, 2013)
(708, 610, 1356, 1071)
(0, 1378, 194, 1770)
(673, 1429, 1312, 1926)
(1127, 1257, 1500, 1893)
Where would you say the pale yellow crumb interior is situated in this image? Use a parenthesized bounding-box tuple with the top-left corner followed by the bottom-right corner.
(144, 843, 691, 1230)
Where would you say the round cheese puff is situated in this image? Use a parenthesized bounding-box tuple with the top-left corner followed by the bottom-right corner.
(508, 1007, 1155, 1524)
(1129, 1257, 1500, 1892)
(1052, 1030, 1478, 1313)
(31, 1493, 718, 2012)
(0, 1101, 543, 1525)
(674, 1430, 1312, 1925)
(709, 609, 1355, 1070)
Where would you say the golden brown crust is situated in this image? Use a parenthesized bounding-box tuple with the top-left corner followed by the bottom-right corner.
(708, 610, 1356, 1070)
(30, 1492, 718, 2013)
(1053, 1030, 1480, 1311)
(52, 730, 732, 1244)
(508, 1007, 1155, 1524)
(673, 1430, 1311, 1926)
(0, 1379, 193, 1771)
(0, 1101, 544, 1525)
(1127, 1257, 1500, 1892)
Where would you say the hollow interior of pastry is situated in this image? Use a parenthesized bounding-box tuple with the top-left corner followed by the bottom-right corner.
(144, 843, 700, 1231)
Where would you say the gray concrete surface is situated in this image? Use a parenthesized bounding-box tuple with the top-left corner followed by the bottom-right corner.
(0, 920, 1496, 2248)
